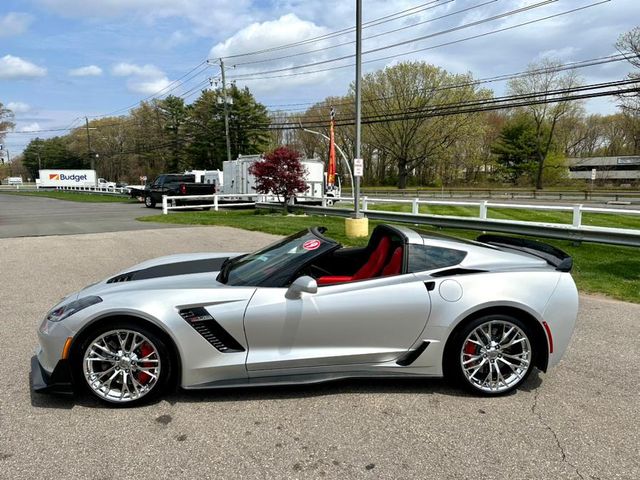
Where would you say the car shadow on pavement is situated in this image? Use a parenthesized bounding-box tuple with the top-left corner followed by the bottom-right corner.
(29, 370, 543, 409)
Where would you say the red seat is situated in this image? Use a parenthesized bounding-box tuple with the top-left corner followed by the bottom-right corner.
(381, 247, 403, 276)
(318, 237, 391, 285)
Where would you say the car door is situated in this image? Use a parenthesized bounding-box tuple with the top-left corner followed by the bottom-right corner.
(243, 274, 431, 372)
(149, 175, 164, 202)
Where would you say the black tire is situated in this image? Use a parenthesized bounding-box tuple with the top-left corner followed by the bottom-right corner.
(444, 314, 536, 396)
(144, 195, 156, 208)
(73, 320, 174, 407)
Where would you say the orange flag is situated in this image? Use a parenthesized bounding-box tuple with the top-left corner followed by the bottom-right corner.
(328, 107, 336, 186)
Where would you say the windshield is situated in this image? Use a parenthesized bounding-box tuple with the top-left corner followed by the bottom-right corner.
(220, 229, 337, 287)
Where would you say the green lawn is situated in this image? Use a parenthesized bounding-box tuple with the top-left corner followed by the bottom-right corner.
(0, 190, 135, 203)
(141, 209, 640, 303)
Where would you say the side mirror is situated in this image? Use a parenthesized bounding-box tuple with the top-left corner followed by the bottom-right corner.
(285, 276, 318, 300)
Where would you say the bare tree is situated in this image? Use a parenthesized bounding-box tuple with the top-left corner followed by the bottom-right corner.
(508, 58, 583, 189)
(0, 102, 15, 145)
(361, 62, 491, 189)
(616, 26, 640, 114)
(616, 27, 640, 153)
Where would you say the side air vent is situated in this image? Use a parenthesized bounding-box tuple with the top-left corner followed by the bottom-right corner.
(430, 268, 487, 278)
(179, 307, 245, 353)
(106, 272, 135, 283)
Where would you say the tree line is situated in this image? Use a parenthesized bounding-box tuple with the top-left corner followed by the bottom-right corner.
(3, 26, 639, 189)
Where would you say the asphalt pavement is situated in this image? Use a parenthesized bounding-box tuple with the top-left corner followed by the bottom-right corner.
(0, 227, 638, 480)
(0, 193, 175, 237)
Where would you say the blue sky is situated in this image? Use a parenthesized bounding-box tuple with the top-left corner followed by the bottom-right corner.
(1, 0, 639, 156)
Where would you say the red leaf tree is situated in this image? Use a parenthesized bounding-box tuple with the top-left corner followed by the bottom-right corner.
(249, 147, 308, 212)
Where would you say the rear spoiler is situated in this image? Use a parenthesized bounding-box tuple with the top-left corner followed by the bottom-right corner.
(477, 234, 573, 272)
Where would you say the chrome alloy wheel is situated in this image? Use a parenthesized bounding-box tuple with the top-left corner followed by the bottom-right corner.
(83, 329, 161, 403)
(460, 320, 532, 393)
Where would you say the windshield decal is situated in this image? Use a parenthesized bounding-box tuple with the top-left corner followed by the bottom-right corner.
(302, 239, 321, 251)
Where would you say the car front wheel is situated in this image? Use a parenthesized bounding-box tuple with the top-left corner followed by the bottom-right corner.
(75, 322, 172, 406)
(446, 314, 535, 395)
(144, 195, 155, 208)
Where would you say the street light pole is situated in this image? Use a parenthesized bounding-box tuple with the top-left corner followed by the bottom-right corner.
(301, 126, 355, 189)
(219, 58, 232, 163)
(353, 0, 363, 219)
(85, 117, 94, 170)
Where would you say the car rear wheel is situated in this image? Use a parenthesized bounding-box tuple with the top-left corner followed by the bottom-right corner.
(75, 322, 172, 406)
(446, 314, 535, 395)
(144, 195, 155, 208)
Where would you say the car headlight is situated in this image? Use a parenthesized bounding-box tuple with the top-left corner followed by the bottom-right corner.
(46, 296, 103, 323)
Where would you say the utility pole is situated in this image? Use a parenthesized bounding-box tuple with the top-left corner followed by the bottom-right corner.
(353, 0, 363, 219)
(37, 142, 41, 170)
(85, 117, 94, 170)
(219, 59, 232, 162)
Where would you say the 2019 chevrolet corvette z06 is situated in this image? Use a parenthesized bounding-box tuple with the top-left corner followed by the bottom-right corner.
(32, 224, 578, 406)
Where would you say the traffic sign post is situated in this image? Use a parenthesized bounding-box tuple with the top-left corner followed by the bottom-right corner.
(354, 158, 364, 177)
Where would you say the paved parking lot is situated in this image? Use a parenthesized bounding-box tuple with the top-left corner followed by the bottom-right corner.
(0, 227, 638, 479)
(0, 193, 174, 238)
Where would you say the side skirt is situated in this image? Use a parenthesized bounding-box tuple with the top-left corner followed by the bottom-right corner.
(184, 369, 441, 390)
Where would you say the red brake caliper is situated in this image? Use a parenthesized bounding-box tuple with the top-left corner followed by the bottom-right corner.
(137, 343, 154, 384)
(463, 341, 478, 365)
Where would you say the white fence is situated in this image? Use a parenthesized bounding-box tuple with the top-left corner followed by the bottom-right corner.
(0, 184, 128, 194)
(161, 193, 263, 214)
(355, 197, 640, 229)
(51, 185, 129, 194)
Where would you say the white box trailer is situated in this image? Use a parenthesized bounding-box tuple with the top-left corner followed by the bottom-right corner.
(221, 155, 332, 202)
(185, 169, 223, 191)
(38, 170, 116, 189)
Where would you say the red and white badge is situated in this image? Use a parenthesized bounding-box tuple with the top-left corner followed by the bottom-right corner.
(302, 239, 321, 251)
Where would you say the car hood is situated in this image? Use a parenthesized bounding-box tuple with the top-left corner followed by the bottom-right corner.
(78, 252, 245, 298)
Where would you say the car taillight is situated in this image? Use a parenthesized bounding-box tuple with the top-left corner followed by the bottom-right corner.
(180, 184, 186, 194)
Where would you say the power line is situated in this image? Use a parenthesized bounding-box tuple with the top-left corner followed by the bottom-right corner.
(228, 0, 609, 82)
(229, 0, 557, 80)
(218, 0, 447, 60)
(91, 60, 212, 119)
(263, 79, 638, 130)
(231, 0, 493, 67)
(264, 53, 628, 116)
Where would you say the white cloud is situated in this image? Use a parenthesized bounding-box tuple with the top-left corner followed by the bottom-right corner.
(210, 14, 336, 91)
(128, 77, 173, 95)
(0, 12, 33, 37)
(110, 62, 172, 94)
(20, 122, 41, 132)
(0, 55, 47, 79)
(7, 102, 31, 114)
(112, 62, 165, 78)
(69, 65, 103, 77)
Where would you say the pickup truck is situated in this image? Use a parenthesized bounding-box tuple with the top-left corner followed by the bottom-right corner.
(143, 174, 216, 208)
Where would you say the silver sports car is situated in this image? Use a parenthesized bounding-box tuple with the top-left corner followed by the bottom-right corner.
(32, 224, 578, 406)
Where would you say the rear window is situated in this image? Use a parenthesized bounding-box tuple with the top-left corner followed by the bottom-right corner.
(407, 244, 467, 272)
(165, 175, 194, 183)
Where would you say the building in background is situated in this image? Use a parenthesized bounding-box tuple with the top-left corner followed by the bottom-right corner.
(567, 156, 640, 184)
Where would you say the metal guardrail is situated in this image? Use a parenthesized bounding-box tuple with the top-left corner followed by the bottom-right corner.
(343, 188, 640, 203)
(257, 195, 640, 247)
